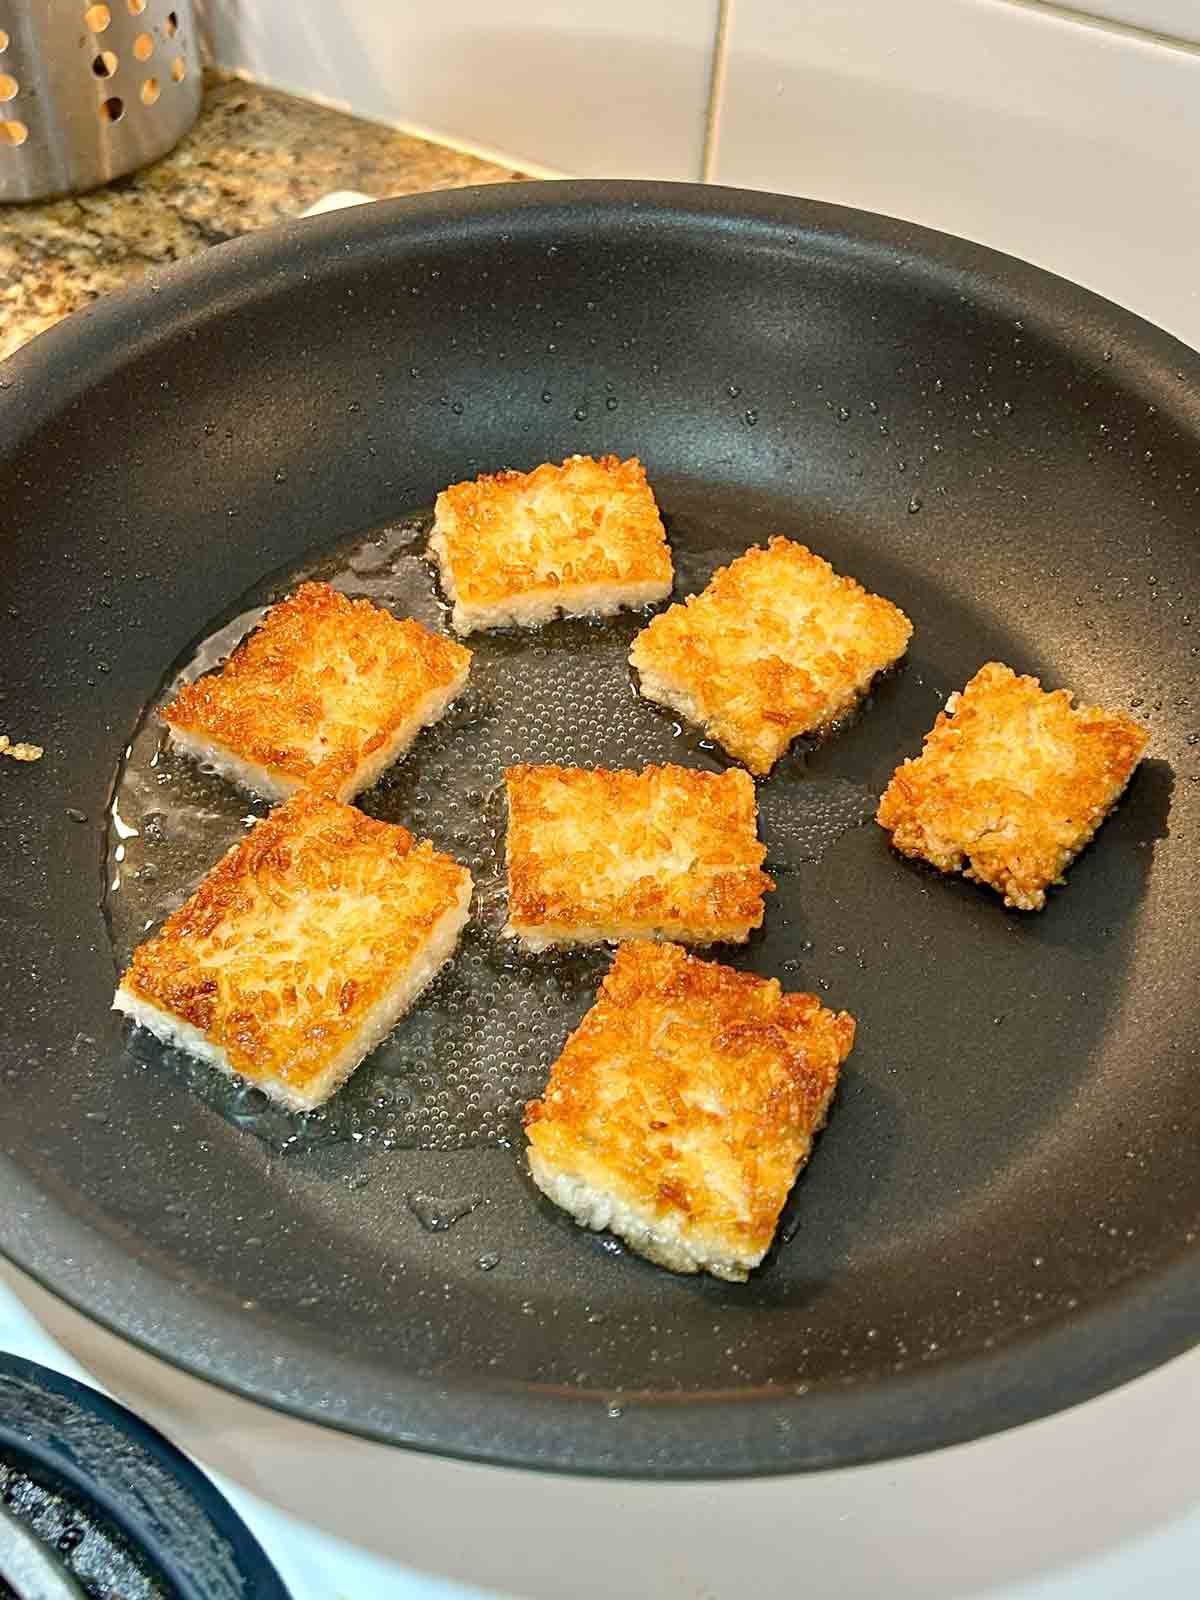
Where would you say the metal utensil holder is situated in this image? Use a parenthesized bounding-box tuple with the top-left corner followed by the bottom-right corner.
(0, 0, 201, 202)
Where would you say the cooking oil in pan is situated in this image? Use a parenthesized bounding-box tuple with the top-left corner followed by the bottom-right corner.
(105, 511, 874, 1153)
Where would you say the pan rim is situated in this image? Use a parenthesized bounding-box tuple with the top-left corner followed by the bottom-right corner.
(5, 1147, 1199, 1478)
(2, 179, 1198, 1477)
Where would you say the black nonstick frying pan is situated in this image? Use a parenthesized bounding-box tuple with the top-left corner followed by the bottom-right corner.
(1, 182, 1197, 1478)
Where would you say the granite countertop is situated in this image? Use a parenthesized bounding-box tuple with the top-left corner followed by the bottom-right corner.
(0, 73, 526, 364)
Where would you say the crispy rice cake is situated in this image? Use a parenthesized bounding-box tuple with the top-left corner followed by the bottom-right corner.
(629, 537, 912, 774)
(525, 941, 856, 1280)
(877, 661, 1149, 909)
(162, 582, 472, 802)
(113, 792, 472, 1109)
(504, 763, 773, 950)
(429, 454, 673, 634)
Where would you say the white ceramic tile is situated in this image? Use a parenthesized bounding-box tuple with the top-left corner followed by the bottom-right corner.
(1053, 0, 1200, 45)
(713, 0, 1200, 351)
(197, 0, 721, 180)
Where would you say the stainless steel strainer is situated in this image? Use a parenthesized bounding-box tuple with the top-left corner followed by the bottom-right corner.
(0, 0, 201, 202)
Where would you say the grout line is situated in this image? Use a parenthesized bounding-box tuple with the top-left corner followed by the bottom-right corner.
(701, 0, 734, 183)
(994, 0, 1200, 58)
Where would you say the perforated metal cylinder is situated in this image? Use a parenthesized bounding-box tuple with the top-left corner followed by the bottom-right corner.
(0, 1, 201, 202)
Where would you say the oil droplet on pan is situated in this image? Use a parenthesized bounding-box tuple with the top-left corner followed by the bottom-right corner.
(406, 1192, 483, 1231)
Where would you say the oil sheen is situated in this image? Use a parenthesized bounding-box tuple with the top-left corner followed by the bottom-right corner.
(105, 512, 874, 1155)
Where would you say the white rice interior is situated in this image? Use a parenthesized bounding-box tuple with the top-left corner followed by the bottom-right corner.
(113, 882, 472, 1112)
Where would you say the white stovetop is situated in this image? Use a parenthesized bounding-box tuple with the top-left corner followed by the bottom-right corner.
(2, 1260, 1198, 1599)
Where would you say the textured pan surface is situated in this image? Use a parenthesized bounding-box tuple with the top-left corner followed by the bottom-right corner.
(0, 183, 1197, 1476)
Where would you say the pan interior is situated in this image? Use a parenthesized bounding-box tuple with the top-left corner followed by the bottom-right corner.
(105, 502, 887, 1159)
(1, 186, 1197, 1474)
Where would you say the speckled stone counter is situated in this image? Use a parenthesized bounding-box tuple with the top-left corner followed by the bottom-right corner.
(0, 74, 525, 364)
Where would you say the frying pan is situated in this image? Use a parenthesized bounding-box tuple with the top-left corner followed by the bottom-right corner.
(1, 182, 1197, 1479)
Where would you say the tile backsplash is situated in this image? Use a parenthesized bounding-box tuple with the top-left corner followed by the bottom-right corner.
(200, 0, 1200, 348)
(197, 0, 721, 181)
(713, 0, 1200, 350)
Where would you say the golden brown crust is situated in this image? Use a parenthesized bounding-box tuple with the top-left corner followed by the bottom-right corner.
(525, 941, 855, 1266)
(504, 763, 774, 943)
(432, 454, 672, 609)
(119, 792, 470, 1096)
(629, 537, 912, 774)
(877, 661, 1150, 909)
(0, 734, 43, 762)
(162, 582, 472, 797)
